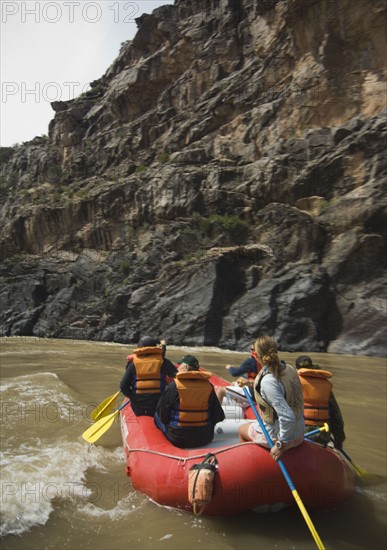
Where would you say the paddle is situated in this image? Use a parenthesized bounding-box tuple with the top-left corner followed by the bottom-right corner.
(304, 426, 370, 480)
(333, 447, 369, 478)
(303, 427, 372, 481)
(243, 388, 325, 550)
(304, 423, 329, 439)
(90, 391, 121, 421)
(82, 400, 131, 444)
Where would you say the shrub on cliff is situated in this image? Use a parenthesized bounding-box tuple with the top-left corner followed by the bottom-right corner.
(120, 260, 131, 275)
(0, 147, 15, 165)
(200, 214, 250, 244)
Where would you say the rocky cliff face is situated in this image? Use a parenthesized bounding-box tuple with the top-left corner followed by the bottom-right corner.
(1, 0, 386, 356)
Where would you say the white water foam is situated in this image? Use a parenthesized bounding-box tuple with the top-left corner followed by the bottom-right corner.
(0, 373, 129, 536)
(0, 441, 122, 536)
(0, 372, 59, 392)
(167, 344, 246, 354)
(356, 484, 387, 503)
(78, 494, 144, 521)
(0, 372, 85, 426)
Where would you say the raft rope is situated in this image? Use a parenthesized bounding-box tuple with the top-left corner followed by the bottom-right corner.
(125, 441, 256, 464)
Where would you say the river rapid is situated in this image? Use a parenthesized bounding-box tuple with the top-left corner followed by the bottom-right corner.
(0, 337, 386, 550)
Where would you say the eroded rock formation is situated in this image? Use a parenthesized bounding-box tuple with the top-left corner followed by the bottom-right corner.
(1, 0, 386, 356)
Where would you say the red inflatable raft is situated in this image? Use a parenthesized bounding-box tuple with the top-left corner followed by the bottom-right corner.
(120, 373, 355, 516)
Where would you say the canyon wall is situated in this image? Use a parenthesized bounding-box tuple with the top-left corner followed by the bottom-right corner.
(1, 0, 386, 355)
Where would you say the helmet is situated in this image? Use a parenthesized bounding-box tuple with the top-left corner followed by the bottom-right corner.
(138, 336, 158, 348)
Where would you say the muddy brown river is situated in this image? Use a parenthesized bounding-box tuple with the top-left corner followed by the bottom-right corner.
(1, 337, 386, 549)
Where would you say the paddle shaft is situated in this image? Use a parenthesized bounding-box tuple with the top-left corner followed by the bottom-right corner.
(243, 388, 325, 550)
(305, 429, 368, 478)
(334, 446, 368, 477)
(117, 400, 131, 413)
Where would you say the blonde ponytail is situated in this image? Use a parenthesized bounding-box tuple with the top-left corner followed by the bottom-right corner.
(254, 336, 281, 380)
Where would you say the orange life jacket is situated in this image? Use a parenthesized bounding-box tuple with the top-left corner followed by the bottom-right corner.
(169, 370, 213, 427)
(298, 368, 332, 426)
(132, 346, 164, 394)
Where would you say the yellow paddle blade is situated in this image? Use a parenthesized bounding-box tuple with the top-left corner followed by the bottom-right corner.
(82, 409, 120, 444)
(337, 448, 370, 479)
(90, 391, 121, 421)
(351, 461, 369, 478)
(291, 489, 325, 550)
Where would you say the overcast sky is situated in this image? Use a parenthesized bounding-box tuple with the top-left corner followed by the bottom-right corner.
(0, 0, 174, 147)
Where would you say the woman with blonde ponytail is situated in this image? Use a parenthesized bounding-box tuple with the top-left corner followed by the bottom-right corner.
(239, 336, 305, 461)
(256, 336, 281, 380)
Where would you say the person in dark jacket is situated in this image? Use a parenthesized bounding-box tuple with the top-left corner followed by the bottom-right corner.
(216, 345, 262, 404)
(295, 355, 346, 449)
(154, 355, 225, 448)
(225, 346, 262, 379)
(120, 336, 177, 416)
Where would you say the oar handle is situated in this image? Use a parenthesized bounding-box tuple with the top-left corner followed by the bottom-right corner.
(304, 423, 329, 439)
